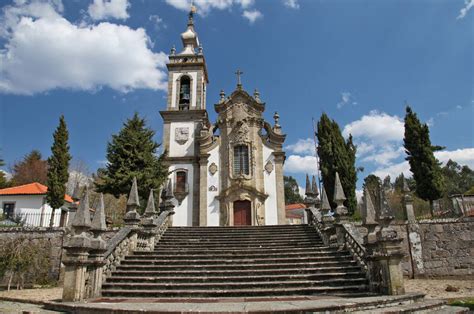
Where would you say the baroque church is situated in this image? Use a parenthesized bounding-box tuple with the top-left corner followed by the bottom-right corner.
(160, 10, 286, 227)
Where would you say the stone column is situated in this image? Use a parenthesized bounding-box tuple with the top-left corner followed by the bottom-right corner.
(62, 187, 92, 302)
(88, 193, 107, 299)
(333, 172, 350, 249)
(123, 177, 141, 251)
(139, 189, 158, 251)
(273, 152, 286, 225)
(402, 177, 416, 222)
(199, 154, 209, 226)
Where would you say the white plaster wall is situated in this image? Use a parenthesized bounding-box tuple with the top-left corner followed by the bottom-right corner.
(263, 145, 278, 225)
(0, 195, 62, 227)
(169, 121, 195, 157)
(169, 164, 194, 226)
(207, 145, 220, 226)
(170, 72, 198, 109)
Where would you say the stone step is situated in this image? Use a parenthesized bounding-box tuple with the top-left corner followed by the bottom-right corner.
(131, 250, 351, 260)
(352, 299, 448, 313)
(164, 228, 314, 235)
(110, 265, 363, 277)
(161, 231, 318, 238)
(116, 260, 358, 271)
(152, 246, 334, 254)
(120, 255, 353, 266)
(155, 242, 324, 249)
(101, 284, 370, 298)
(106, 271, 367, 283)
(158, 235, 321, 243)
(168, 225, 309, 230)
(102, 278, 368, 291)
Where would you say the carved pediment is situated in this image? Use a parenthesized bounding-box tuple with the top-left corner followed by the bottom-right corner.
(215, 89, 265, 114)
(216, 181, 268, 203)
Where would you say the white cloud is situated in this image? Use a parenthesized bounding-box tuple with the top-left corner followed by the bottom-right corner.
(457, 0, 474, 19)
(298, 185, 305, 198)
(372, 148, 474, 179)
(0, 0, 168, 95)
(356, 189, 363, 202)
(88, 0, 130, 20)
(356, 142, 375, 157)
(337, 92, 357, 109)
(456, 105, 463, 110)
(284, 155, 318, 175)
(283, 0, 299, 9)
(149, 14, 165, 30)
(362, 146, 404, 166)
(242, 9, 262, 23)
(285, 138, 315, 155)
(343, 110, 404, 143)
(165, 0, 254, 15)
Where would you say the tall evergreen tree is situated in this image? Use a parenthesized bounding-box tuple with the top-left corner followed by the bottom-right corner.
(46, 116, 71, 227)
(362, 174, 382, 212)
(316, 113, 358, 213)
(96, 113, 168, 206)
(404, 106, 444, 216)
(284, 176, 304, 204)
(0, 155, 9, 188)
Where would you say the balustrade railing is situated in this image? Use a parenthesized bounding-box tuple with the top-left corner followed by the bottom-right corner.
(342, 224, 368, 271)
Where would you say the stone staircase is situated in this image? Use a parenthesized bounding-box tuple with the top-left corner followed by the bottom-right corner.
(101, 224, 371, 299)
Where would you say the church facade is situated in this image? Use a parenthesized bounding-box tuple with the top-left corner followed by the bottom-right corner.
(160, 11, 286, 227)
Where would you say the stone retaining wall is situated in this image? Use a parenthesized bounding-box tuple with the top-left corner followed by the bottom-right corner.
(355, 217, 473, 278)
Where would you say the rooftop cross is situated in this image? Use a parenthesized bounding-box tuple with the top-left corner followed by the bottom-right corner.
(235, 69, 243, 88)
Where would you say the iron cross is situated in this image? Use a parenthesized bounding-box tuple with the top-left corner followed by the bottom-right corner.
(235, 69, 243, 86)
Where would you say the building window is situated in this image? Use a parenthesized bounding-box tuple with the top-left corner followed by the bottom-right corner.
(2, 202, 15, 219)
(179, 76, 191, 110)
(176, 171, 187, 193)
(234, 145, 250, 176)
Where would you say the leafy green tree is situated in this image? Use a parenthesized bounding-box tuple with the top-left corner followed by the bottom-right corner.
(11, 150, 48, 185)
(316, 113, 358, 213)
(96, 113, 168, 207)
(284, 176, 303, 204)
(404, 106, 444, 216)
(441, 159, 474, 195)
(46, 116, 71, 227)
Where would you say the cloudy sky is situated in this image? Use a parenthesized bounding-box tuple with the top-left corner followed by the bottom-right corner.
(0, 0, 473, 198)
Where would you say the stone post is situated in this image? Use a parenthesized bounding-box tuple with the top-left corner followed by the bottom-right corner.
(88, 193, 107, 298)
(373, 188, 405, 295)
(139, 189, 158, 251)
(333, 172, 350, 249)
(67, 181, 81, 229)
(123, 177, 141, 252)
(320, 185, 335, 246)
(62, 187, 92, 302)
(303, 174, 317, 223)
(402, 177, 416, 222)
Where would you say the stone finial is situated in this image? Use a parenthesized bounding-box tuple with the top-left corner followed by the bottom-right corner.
(219, 90, 225, 101)
(198, 43, 203, 55)
(305, 174, 312, 196)
(312, 175, 319, 197)
(321, 185, 331, 211)
(333, 172, 346, 202)
(170, 45, 176, 56)
(144, 189, 156, 217)
(379, 188, 394, 220)
(159, 179, 176, 213)
(402, 176, 410, 193)
(167, 179, 174, 199)
(71, 181, 81, 202)
(91, 193, 106, 232)
(273, 112, 280, 127)
(127, 177, 140, 211)
(72, 186, 91, 229)
(362, 187, 377, 225)
(253, 89, 260, 101)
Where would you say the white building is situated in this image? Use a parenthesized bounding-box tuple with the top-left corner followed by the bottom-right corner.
(161, 11, 286, 227)
(0, 182, 73, 227)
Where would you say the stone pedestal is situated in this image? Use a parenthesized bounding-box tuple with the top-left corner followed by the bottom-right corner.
(62, 235, 91, 302)
(87, 247, 106, 298)
(139, 217, 158, 251)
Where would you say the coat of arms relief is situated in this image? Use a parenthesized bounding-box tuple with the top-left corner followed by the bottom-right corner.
(175, 127, 189, 145)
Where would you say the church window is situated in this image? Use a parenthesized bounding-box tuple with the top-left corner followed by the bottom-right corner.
(179, 76, 191, 110)
(175, 171, 187, 193)
(234, 145, 250, 176)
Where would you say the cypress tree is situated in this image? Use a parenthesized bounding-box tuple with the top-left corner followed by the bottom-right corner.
(403, 106, 444, 216)
(96, 113, 168, 206)
(46, 115, 71, 227)
(363, 174, 382, 212)
(316, 113, 358, 213)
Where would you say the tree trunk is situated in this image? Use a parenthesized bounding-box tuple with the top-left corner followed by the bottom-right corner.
(7, 273, 13, 291)
(429, 200, 435, 218)
(49, 208, 56, 228)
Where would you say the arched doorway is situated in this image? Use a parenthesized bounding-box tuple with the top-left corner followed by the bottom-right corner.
(233, 200, 251, 226)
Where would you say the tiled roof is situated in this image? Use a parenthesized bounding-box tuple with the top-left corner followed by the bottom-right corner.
(285, 203, 306, 210)
(0, 182, 74, 203)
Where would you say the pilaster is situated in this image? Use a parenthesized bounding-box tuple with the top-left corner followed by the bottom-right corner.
(273, 151, 286, 225)
(199, 154, 210, 226)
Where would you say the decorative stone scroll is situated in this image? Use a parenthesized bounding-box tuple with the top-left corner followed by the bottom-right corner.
(264, 160, 274, 174)
(209, 162, 218, 175)
(175, 127, 189, 145)
(209, 185, 218, 192)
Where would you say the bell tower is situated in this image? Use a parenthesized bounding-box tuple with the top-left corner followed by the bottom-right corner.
(160, 6, 209, 226)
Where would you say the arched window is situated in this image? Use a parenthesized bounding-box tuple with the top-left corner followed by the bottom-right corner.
(179, 76, 191, 110)
(234, 145, 250, 176)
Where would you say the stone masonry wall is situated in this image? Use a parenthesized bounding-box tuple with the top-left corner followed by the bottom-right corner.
(354, 217, 473, 278)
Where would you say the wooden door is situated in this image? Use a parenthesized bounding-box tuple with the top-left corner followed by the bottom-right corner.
(233, 200, 251, 226)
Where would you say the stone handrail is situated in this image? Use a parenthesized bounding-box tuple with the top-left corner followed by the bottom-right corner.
(306, 207, 325, 240)
(342, 224, 368, 271)
(102, 227, 133, 281)
(136, 210, 174, 251)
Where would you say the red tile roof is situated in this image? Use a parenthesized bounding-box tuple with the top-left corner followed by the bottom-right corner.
(0, 182, 74, 203)
(285, 203, 306, 210)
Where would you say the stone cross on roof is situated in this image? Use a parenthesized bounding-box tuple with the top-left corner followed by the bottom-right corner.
(235, 69, 243, 88)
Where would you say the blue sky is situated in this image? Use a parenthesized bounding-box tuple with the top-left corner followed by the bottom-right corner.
(0, 0, 473, 197)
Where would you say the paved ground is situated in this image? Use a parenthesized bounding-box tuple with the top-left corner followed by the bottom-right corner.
(0, 300, 60, 313)
(404, 279, 474, 299)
